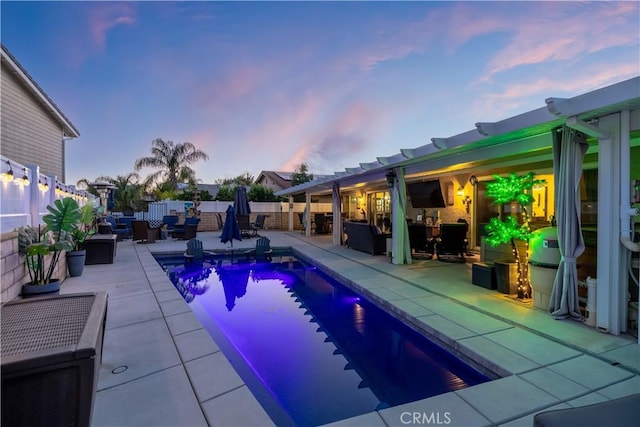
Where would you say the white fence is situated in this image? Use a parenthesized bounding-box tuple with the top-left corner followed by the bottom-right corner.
(0, 155, 93, 233)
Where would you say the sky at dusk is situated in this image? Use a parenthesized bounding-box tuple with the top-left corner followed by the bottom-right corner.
(2, 1, 639, 187)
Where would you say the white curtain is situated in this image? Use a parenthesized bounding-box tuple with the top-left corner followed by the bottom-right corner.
(392, 168, 412, 265)
(549, 126, 587, 320)
(332, 182, 342, 246)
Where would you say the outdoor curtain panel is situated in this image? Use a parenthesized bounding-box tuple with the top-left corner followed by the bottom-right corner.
(392, 167, 412, 265)
(332, 182, 342, 246)
(549, 125, 588, 320)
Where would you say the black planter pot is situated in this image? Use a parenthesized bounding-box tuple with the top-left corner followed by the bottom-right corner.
(67, 250, 87, 277)
(21, 280, 61, 297)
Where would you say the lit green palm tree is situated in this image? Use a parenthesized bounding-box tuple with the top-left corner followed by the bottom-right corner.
(134, 138, 209, 192)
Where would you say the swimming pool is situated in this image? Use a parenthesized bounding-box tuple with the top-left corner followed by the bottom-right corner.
(157, 254, 489, 426)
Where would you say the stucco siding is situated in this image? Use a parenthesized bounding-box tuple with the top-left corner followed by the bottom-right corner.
(1, 64, 65, 180)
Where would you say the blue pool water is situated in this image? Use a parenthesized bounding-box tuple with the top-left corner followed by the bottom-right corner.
(156, 254, 489, 426)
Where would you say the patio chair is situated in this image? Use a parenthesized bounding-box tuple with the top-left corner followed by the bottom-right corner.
(173, 224, 198, 240)
(408, 223, 434, 259)
(215, 212, 224, 231)
(132, 220, 161, 243)
(244, 236, 272, 261)
(103, 216, 130, 241)
(184, 238, 212, 265)
(237, 214, 254, 238)
(162, 215, 180, 234)
(298, 212, 306, 234)
(251, 214, 266, 237)
(173, 217, 199, 239)
(435, 223, 467, 262)
(314, 213, 330, 235)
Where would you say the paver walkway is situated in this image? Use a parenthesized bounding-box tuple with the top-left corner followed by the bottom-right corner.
(60, 231, 639, 426)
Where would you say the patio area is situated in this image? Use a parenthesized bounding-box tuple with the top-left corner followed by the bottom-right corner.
(59, 231, 640, 426)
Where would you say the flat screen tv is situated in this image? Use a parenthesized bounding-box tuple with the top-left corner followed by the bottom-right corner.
(407, 180, 446, 208)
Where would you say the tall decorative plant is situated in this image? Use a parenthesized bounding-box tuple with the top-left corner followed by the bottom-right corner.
(485, 172, 545, 298)
(70, 203, 96, 251)
(17, 197, 81, 285)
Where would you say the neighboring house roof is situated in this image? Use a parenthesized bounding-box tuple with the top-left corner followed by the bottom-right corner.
(195, 183, 220, 197)
(256, 171, 292, 189)
(256, 170, 333, 190)
(1, 44, 80, 138)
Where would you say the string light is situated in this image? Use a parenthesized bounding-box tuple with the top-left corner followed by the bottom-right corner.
(1, 160, 14, 183)
(21, 167, 30, 186)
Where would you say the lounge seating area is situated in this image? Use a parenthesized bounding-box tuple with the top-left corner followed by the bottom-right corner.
(343, 221, 390, 255)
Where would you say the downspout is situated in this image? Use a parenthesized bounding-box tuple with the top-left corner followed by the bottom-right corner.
(618, 110, 640, 344)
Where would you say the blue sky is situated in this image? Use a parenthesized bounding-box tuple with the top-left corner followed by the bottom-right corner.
(2, 1, 639, 187)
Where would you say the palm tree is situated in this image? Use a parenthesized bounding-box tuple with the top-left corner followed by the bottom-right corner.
(134, 138, 209, 192)
(96, 173, 144, 213)
(135, 138, 209, 191)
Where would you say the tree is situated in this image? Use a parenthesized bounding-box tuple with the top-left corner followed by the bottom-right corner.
(215, 185, 235, 201)
(96, 173, 144, 213)
(485, 172, 545, 299)
(176, 189, 213, 202)
(214, 172, 254, 186)
(290, 163, 313, 187)
(134, 138, 209, 192)
(248, 184, 281, 202)
(290, 163, 314, 202)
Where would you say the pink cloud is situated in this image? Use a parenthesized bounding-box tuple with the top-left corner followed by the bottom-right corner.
(469, 62, 640, 121)
(484, 2, 639, 78)
(89, 3, 135, 49)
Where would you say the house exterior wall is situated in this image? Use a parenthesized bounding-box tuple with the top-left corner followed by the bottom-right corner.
(1, 64, 65, 180)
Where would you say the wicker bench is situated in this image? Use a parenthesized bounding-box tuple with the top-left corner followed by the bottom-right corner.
(85, 234, 117, 264)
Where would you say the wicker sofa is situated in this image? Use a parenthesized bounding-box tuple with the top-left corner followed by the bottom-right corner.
(344, 221, 390, 255)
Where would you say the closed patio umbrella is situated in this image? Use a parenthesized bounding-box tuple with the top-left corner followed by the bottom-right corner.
(234, 186, 251, 216)
(548, 125, 587, 320)
(220, 205, 242, 248)
(332, 182, 342, 246)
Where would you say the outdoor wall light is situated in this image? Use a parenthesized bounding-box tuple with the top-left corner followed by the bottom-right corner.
(385, 171, 396, 189)
(2, 160, 14, 183)
(462, 195, 472, 213)
(456, 186, 465, 197)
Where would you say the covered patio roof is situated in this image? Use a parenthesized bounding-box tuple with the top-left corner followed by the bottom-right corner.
(276, 77, 640, 197)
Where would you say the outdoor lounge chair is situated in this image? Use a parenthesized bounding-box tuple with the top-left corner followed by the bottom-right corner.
(435, 223, 467, 262)
(132, 220, 161, 243)
(184, 238, 212, 264)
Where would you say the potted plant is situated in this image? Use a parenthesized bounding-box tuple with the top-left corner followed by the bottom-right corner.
(17, 197, 80, 296)
(484, 172, 545, 299)
(67, 202, 96, 277)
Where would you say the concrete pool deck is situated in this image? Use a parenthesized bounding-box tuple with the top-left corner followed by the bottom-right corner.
(59, 231, 639, 426)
